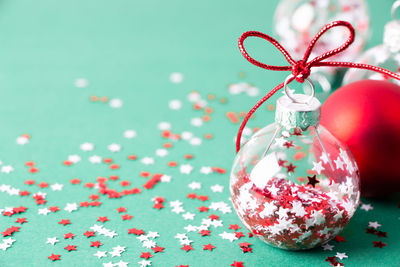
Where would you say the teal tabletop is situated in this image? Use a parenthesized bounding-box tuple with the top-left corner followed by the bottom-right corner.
(0, 0, 399, 266)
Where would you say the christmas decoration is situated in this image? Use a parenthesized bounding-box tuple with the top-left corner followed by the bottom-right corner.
(230, 77, 361, 249)
(274, 0, 369, 97)
(232, 21, 400, 250)
(321, 80, 400, 197)
(343, 1, 400, 84)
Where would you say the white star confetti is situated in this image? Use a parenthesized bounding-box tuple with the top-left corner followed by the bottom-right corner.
(169, 99, 182, 110)
(123, 129, 137, 139)
(80, 142, 94, 151)
(188, 181, 201, 190)
(109, 98, 123, 108)
(180, 164, 193, 174)
(360, 203, 374, 212)
(46, 237, 59, 245)
(64, 203, 78, 212)
(210, 184, 224, 193)
(89, 155, 102, 164)
(108, 143, 121, 152)
(368, 221, 381, 229)
(170, 72, 183, 83)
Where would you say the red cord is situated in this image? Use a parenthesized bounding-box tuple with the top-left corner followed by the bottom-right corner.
(236, 20, 400, 153)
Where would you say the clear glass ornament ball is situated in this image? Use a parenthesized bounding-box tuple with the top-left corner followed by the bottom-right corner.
(230, 122, 360, 250)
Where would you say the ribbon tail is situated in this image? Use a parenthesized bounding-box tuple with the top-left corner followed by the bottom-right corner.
(236, 82, 285, 153)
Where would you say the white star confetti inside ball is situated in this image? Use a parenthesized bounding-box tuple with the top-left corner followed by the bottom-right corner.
(109, 98, 123, 108)
(170, 72, 183, 83)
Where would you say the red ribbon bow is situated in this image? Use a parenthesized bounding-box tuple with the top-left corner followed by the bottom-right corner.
(236, 20, 400, 153)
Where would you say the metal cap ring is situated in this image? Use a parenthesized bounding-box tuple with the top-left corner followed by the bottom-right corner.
(283, 74, 315, 104)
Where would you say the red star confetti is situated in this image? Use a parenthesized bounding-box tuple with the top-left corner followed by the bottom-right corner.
(231, 261, 244, 267)
(97, 216, 109, 223)
(180, 245, 193, 252)
(15, 218, 27, 224)
(373, 241, 386, 248)
(140, 252, 153, 259)
(48, 254, 61, 261)
(128, 228, 145, 236)
(334, 235, 346, 243)
(203, 244, 216, 251)
(64, 232, 76, 239)
(151, 245, 165, 253)
(90, 241, 103, 248)
(83, 231, 95, 238)
(229, 224, 241, 231)
(58, 219, 71, 226)
(116, 207, 127, 213)
(64, 245, 77, 252)
(121, 214, 133, 220)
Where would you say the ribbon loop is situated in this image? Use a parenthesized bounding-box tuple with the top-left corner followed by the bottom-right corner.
(305, 21, 355, 66)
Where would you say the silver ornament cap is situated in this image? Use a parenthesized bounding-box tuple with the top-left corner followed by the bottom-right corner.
(275, 75, 321, 130)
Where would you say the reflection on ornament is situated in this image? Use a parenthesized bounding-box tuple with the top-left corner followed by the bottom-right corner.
(343, 1, 400, 85)
(230, 77, 360, 250)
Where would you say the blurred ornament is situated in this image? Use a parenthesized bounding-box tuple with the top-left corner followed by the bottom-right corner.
(343, 1, 400, 85)
(274, 0, 370, 97)
(230, 76, 360, 249)
(321, 80, 400, 197)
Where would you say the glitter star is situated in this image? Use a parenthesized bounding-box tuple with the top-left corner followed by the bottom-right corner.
(210, 184, 224, 193)
(335, 252, 348, 260)
(93, 250, 107, 259)
(312, 161, 325, 175)
(89, 155, 102, 164)
(123, 130, 137, 139)
(108, 143, 121, 152)
(48, 254, 61, 261)
(360, 203, 374, 211)
(46, 237, 59, 245)
(188, 182, 201, 190)
(334, 157, 344, 170)
(80, 142, 94, 151)
(307, 175, 319, 188)
(182, 212, 195, 220)
(219, 232, 237, 242)
(369, 221, 381, 229)
(322, 243, 334, 251)
(200, 166, 212, 174)
(64, 203, 78, 212)
(180, 164, 193, 174)
(51, 183, 63, 191)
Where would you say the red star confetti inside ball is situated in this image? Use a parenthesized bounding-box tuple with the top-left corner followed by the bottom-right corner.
(230, 81, 360, 250)
(321, 79, 400, 197)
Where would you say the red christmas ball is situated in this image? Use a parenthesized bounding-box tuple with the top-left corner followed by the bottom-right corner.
(321, 80, 400, 197)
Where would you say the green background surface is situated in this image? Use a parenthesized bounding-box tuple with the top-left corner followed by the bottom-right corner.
(0, 0, 399, 266)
